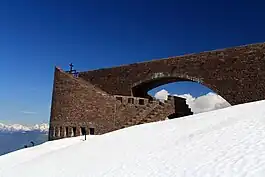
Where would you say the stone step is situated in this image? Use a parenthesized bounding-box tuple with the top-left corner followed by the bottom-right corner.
(124, 101, 168, 128)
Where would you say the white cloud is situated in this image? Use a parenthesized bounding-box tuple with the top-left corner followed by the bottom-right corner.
(21, 111, 38, 115)
(154, 89, 231, 114)
(154, 89, 169, 101)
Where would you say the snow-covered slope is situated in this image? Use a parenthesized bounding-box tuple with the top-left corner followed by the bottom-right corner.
(0, 123, 49, 133)
(1, 100, 265, 177)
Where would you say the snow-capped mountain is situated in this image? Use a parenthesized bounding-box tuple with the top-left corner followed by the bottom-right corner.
(31, 123, 49, 132)
(0, 123, 49, 133)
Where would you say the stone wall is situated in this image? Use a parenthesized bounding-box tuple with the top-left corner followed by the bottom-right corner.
(49, 68, 192, 140)
(78, 42, 265, 105)
(49, 67, 117, 140)
(49, 42, 265, 140)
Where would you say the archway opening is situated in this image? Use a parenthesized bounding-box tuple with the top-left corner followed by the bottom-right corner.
(132, 77, 189, 99)
(147, 81, 231, 116)
(132, 75, 231, 118)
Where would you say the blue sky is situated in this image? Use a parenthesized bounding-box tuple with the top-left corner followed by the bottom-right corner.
(0, 0, 265, 125)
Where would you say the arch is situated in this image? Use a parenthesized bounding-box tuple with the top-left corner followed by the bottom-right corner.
(131, 72, 224, 101)
(78, 42, 265, 106)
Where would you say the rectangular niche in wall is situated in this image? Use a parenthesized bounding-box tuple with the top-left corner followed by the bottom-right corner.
(65, 127, 69, 137)
(128, 98, 134, 104)
(60, 127, 63, 137)
(53, 127, 56, 137)
(56, 127, 60, 137)
(139, 99, 145, 105)
(89, 128, 95, 135)
(73, 127, 77, 136)
(80, 127, 86, 135)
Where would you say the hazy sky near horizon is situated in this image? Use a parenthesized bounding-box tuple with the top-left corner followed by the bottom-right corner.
(1, 0, 265, 125)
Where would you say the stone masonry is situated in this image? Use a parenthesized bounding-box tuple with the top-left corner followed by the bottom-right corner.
(49, 42, 265, 140)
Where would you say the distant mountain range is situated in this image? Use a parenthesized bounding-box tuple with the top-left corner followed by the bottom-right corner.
(0, 123, 49, 133)
(0, 123, 49, 156)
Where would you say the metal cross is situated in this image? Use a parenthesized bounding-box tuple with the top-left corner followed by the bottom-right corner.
(69, 63, 74, 72)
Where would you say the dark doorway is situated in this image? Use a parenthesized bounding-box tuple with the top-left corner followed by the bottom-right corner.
(139, 99, 144, 105)
(56, 127, 60, 137)
(73, 127, 77, 136)
(60, 127, 63, 137)
(81, 127, 86, 135)
(65, 127, 69, 137)
(89, 128, 95, 135)
(128, 98, 134, 104)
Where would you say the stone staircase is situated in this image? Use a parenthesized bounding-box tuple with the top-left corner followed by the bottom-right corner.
(122, 100, 172, 128)
(116, 94, 192, 129)
(120, 100, 158, 128)
(141, 103, 167, 123)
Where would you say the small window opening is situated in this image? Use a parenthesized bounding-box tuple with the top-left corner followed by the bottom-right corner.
(81, 127, 86, 135)
(128, 98, 134, 104)
(52, 127, 56, 137)
(65, 127, 69, 137)
(60, 127, 63, 137)
(89, 128, 95, 135)
(73, 127, 77, 136)
(56, 127, 60, 137)
(139, 99, 145, 105)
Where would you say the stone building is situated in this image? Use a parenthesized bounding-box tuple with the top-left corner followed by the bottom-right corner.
(49, 42, 265, 140)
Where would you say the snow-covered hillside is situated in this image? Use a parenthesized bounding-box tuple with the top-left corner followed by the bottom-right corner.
(1, 100, 265, 177)
(0, 123, 49, 133)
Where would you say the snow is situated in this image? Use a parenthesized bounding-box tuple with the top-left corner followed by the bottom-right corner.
(31, 123, 49, 132)
(0, 123, 49, 133)
(1, 100, 265, 177)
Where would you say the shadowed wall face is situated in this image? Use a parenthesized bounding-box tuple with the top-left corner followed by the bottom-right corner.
(131, 77, 190, 98)
(79, 43, 265, 105)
